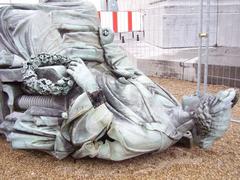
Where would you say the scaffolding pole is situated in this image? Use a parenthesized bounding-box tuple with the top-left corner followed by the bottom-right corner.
(197, 0, 204, 97)
(203, 0, 211, 94)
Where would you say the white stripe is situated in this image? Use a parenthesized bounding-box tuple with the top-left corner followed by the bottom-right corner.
(100, 12, 113, 31)
(117, 12, 128, 33)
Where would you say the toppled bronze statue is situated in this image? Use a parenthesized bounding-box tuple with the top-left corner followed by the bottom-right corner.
(0, 0, 238, 161)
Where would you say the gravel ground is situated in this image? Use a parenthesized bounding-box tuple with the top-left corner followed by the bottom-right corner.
(0, 78, 239, 179)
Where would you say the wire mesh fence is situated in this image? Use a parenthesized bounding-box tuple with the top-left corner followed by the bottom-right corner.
(105, 0, 240, 120)
(110, 0, 240, 90)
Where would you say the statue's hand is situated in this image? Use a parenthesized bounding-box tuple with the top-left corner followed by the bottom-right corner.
(66, 60, 99, 93)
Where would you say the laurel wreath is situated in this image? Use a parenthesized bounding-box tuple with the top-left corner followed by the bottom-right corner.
(21, 53, 74, 96)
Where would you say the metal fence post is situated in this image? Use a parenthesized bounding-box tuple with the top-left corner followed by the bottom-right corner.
(197, 0, 204, 97)
(203, 0, 211, 94)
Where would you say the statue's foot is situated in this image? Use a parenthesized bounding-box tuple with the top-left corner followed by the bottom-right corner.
(192, 88, 238, 149)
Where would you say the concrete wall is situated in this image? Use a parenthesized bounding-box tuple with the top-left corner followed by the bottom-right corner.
(117, 0, 240, 48)
(143, 0, 218, 48)
(217, 1, 240, 47)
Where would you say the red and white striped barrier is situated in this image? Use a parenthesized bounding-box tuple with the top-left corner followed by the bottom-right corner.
(98, 11, 143, 33)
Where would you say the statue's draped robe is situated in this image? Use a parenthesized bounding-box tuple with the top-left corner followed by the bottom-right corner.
(0, 1, 194, 160)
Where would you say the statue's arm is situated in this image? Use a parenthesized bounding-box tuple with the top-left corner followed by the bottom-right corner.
(99, 28, 142, 78)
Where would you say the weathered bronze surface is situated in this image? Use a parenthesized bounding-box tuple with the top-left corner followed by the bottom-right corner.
(0, 0, 237, 161)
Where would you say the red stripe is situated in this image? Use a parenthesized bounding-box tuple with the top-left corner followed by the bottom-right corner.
(128, 11, 132, 32)
(113, 12, 118, 33)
